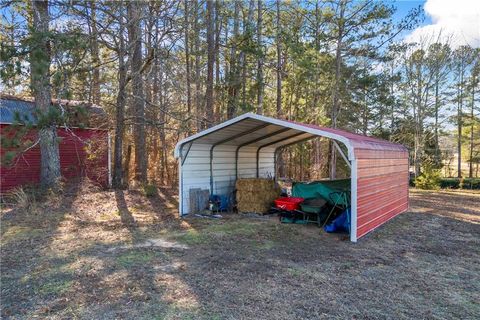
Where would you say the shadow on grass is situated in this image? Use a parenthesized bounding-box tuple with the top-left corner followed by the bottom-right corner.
(145, 186, 179, 218)
(3, 189, 480, 319)
(0, 182, 82, 318)
(115, 189, 138, 232)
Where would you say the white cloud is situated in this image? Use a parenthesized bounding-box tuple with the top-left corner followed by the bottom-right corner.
(404, 0, 480, 48)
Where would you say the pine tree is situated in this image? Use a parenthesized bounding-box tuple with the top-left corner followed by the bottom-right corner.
(31, 0, 61, 188)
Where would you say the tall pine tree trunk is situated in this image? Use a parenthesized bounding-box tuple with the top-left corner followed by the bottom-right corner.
(276, 0, 284, 177)
(434, 73, 440, 164)
(256, 0, 264, 114)
(214, 0, 222, 121)
(31, 0, 61, 188)
(127, 0, 147, 183)
(112, 8, 127, 188)
(276, 0, 282, 117)
(89, 1, 100, 104)
(159, 63, 167, 185)
(469, 70, 476, 178)
(194, 0, 202, 130)
(205, 0, 215, 127)
(457, 64, 464, 178)
(240, 0, 255, 109)
(226, 1, 240, 119)
(330, 1, 346, 180)
(184, 0, 193, 133)
(414, 62, 423, 178)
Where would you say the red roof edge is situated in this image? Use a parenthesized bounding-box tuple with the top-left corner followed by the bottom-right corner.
(287, 119, 408, 152)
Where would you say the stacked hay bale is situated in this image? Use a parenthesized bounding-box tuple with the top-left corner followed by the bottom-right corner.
(236, 178, 281, 214)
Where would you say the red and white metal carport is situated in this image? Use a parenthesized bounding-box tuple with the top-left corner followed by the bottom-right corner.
(175, 113, 409, 242)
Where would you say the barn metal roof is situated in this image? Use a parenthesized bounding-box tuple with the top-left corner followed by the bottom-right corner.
(175, 113, 407, 160)
(0, 97, 37, 124)
(0, 95, 108, 129)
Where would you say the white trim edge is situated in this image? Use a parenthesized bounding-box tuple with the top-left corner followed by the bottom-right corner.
(174, 113, 356, 161)
(178, 161, 184, 217)
(350, 159, 358, 242)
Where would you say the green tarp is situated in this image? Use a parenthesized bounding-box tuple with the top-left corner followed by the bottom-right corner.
(292, 179, 351, 206)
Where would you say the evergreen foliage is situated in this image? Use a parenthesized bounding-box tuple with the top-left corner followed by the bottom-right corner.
(0, 1, 479, 185)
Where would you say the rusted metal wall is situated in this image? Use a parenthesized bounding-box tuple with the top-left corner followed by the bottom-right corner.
(355, 149, 409, 239)
(0, 124, 109, 193)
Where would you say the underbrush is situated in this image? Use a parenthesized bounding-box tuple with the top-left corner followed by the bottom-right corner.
(0, 178, 106, 214)
(439, 177, 480, 190)
(414, 165, 441, 190)
(2, 185, 45, 214)
(142, 184, 158, 197)
(411, 176, 480, 190)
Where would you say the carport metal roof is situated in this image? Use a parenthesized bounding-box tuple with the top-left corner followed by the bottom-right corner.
(174, 113, 406, 161)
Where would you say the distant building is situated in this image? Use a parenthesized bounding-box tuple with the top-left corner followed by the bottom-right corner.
(0, 95, 111, 193)
(438, 134, 474, 177)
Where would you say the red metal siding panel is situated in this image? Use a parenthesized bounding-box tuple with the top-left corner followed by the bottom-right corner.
(358, 158, 408, 168)
(357, 163, 408, 177)
(355, 149, 407, 159)
(0, 124, 108, 193)
(56, 129, 109, 185)
(357, 174, 407, 192)
(358, 193, 408, 222)
(357, 202, 408, 238)
(355, 149, 409, 240)
(0, 124, 42, 192)
(358, 187, 409, 210)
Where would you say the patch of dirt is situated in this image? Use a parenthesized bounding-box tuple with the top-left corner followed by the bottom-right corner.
(1, 185, 479, 319)
(107, 238, 189, 251)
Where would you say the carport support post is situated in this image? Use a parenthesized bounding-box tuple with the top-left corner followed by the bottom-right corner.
(350, 159, 358, 242)
(179, 160, 183, 217)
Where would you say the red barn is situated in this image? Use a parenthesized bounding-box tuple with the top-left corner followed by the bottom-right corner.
(0, 95, 110, 193)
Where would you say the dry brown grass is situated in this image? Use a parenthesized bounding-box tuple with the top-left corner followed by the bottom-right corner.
(1, 186, 479, 319)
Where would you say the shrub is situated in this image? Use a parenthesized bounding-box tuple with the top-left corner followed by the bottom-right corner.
(415, 165, 441, 190)
(409, 173, 416, 187)
(438, 178, 480, 189)
(7, 187, 38, 213)
(439, 178, 460, 189)
(143, 184, 157, 197)
(460, 178, 480, 189)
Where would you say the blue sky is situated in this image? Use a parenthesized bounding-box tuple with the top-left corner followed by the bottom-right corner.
(2, 0, 477, 48)
(396, 0, 480, 48)
(391, 0, 431, 43)
(394, 0, 429, 23)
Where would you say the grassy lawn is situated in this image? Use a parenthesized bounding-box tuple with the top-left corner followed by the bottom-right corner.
(1, 182, 479, 319)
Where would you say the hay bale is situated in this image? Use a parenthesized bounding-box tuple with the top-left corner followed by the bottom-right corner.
(236, 178, 279, 192)
(236, 178, 281, 214)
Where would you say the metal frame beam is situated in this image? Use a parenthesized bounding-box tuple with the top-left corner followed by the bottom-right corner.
(178, 117, 256, 168)
(179, 117, 252, 152)
(333, 141, 351, 169)
(209, 123, 271, 193)
(256, 132, 309, 177)
(273, 135, 317, 179)
(180, 142, 193, 166)
(234, 127, 292, 179)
